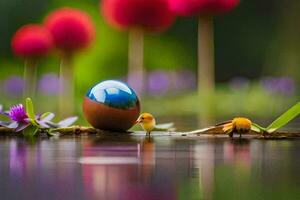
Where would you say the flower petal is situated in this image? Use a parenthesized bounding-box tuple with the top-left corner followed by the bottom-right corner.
(222, 123, 233, 133)
(45, 121, 60, 128)
(8, 104, 28, 122)
(40, 112, 55, 122)
(58, 116, 78, 127)
(37, 120, 50, 128)
(0, 111, 9, 118)
(8, 121, 19, 129)
(0, 121, 11, 127)
(15, 123, 30, 132)
(24, 118, 31, 123)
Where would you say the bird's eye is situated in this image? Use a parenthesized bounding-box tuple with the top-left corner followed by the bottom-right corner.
(141, 117, 144, 120)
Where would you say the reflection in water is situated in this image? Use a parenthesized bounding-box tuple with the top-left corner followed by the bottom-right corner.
(9, 140, 27, 177)
(0, 136, 299, 199)
(224, 139, 251, 166)
(194, 142, 215, 200)
(80, 136, 175, 200)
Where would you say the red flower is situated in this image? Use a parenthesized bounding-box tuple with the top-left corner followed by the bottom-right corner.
(169, 0, 240, 17)
(44, 8, 96, 52)
(101, 0, 175, 32)
(11, 24, 53, 58)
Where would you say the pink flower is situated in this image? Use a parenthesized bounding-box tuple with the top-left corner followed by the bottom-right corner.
(101, 0, 175, 32)
(169, 0, 240, 17)
(9, 104, 28, 123)
(44, 7, 96, 52)
(11, 24, 53, 58)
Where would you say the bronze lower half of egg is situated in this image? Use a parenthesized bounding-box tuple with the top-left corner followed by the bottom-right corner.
(82, 80, 140, 132)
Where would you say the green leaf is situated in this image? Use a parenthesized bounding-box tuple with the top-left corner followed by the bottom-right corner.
(251, 123, 266, 133)
(22, 125, 38, 138)
(26, 98, 35, 120)
(25, 98, 39, 126)
(266, 101, 300, 133)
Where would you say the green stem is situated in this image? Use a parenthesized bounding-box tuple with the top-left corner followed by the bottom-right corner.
(23, 59, 37, 99)
(197, 15, 216, 126)
(59, 53, 74, 117)
(198, 15, 215, 94)
(128, 28, 144, 97)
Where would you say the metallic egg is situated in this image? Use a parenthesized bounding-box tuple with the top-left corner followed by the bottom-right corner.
(82, 80, 140, 131)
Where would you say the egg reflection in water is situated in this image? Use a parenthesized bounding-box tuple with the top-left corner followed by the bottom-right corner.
(82, 80, 140, 131)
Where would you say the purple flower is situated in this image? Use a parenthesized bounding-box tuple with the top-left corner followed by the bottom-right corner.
(229, 77, 250, 91)
(147, 70, 170, 95)
(9, 104, 28, 123)
(38, 73, 59, 95)
(277, 77, 295, 95)
(3, 76, 24, 97)
(172, 70, 196, 92)
(260, 76, 296, 96)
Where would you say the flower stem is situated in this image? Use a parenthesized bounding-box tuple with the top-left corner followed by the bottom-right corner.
(128, 28, 144, 97)
(197, 16, 216, 125)
(59, 53, 74, 117)
(198, 15, 215, 94)
(24, 59, 37, 99)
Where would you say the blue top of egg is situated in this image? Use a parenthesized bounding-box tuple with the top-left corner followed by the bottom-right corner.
(86, 80, 139, 109)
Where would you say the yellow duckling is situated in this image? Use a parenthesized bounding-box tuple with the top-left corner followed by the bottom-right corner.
(135, 113, 156, 136)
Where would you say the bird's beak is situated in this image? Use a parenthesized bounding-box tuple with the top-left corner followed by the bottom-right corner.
(135, 118, 142, 124)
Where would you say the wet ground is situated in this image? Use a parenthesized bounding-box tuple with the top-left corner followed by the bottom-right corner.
(0, 133, 299, 200)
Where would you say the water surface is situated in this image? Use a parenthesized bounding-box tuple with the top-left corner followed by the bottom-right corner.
(0, 135, 299, 200)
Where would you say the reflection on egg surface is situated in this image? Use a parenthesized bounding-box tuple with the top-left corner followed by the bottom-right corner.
(82, 80, 140, 131)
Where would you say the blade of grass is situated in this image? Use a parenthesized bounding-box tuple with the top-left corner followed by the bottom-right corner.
(26, 98, 35, 119)
(266, 101, 300, 133)
(25, 98, 38, 126)
(251, 123, 266, 133)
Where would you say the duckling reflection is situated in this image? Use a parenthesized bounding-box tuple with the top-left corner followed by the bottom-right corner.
(140, 136, 155, 183)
